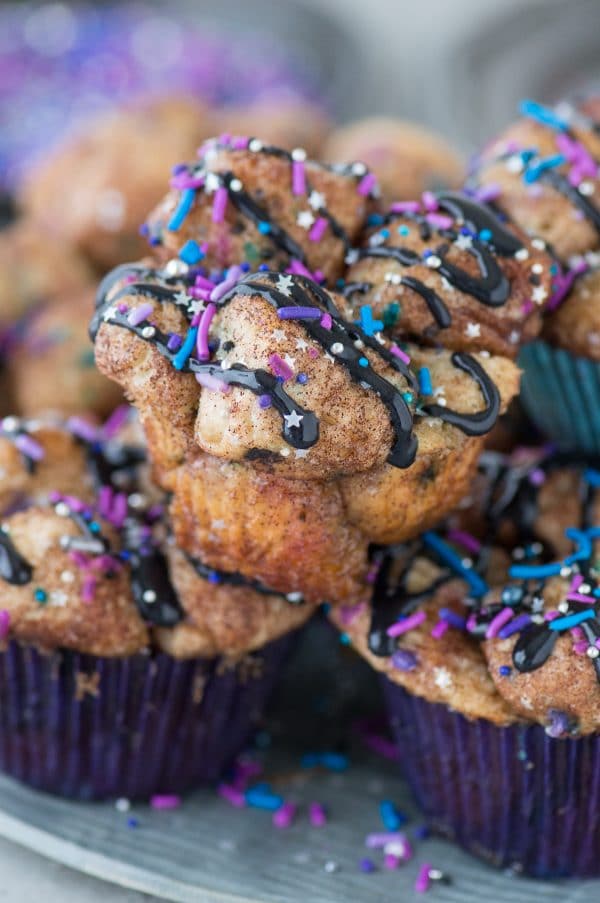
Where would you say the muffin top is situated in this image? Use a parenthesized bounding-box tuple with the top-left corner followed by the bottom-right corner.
(0, 411, 312, 657)
(343, 191, 556, 358)
(331, 448, 600, 734)
(471, 98, 600, 264)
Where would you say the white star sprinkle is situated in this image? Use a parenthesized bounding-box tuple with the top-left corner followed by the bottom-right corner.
(174, 291, 192, 306)
(276, 274, 294, 297)
(309, 190, 325, 210)
(204, 172, 221, 193)
(103, 306, 118, 322)
(284, 410, 303, 429)
(454, 234, 473, 251)
(297, 210, 315, 230)
(295, 338, 309, 351)
(294, 448, 309, 458)
(434, 667, 453, 690)
(532, 286, 548, 304)
(272, 329, 287, 342)
(283, 355, 296, 368)
(187, 300, 206, 316)
(465, 322, 481, 338)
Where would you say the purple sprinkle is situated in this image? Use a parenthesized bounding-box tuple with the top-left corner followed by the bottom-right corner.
(167, 333, 183, 351)
(365, 831, 406, 849)
(127, 303, 154, 327)
(391, 649, 418, 671)
(66, 416, 98, 443)
(498, 613, 532, 639)
(439, 608, 467, 629)
(150, 794, 181, 811)
(0, 610, 10, 639)
(277, 307, 322, 320)
(357, 172, 377, 196)
(102, 405, 130, 438)
(14, 434, 44, 461)
(258, 395, 272, 409)
(359, 858, 376, 873)
(546, 710, 570, 738)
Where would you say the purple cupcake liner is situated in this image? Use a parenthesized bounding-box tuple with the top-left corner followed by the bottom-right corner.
(383, 678, 600, 878)
(0, 635, 293, 800)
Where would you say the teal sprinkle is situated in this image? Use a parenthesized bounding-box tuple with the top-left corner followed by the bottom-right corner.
(172, 326, 198, 370)
(550, 263, 559, 274)
(524, 154, 566, 184)
(258, 221, 271, 235)
(479, 228, 492, 242)
(380, 229, 390, 239)
(34, 588, 47, 603)
(519, 99, 568, 132)
(167, 188, 195, 231)
(549, 610, 595, 631)
(340, 632, 351, 645)
(423, 531, 489, 598)
(402, 392, 413, 404)
(179, 239, 204, 264)
(359, 357, 369, 367)
(382, 302, 400, 328)
(397, 225, 410, 236)
(418, 367, 432, 395)
(89, 522, 101, 533)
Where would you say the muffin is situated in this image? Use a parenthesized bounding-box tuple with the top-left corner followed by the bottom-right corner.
(323, 117, 464, 204)
(6, 289, 122, 417)
(471, 98, 600, 452)
(331, 448, 600, 876)
(0, 413, 310, 799)
(19, 95, 212, 270)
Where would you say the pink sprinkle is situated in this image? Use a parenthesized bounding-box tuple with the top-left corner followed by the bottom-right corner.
(446, 529, 482, 554)
(570, 574, 584, 592)
(98, 485, 113, 519)
(466, 613, 478, 633)
(415, 864, 432, 893)
(127, 303, 154, 327)
(287, 258, 315, 279)
(390, 201, 420, 214)
(64, 495, 85, 513)
(357, 172, 377, 196)
(431, 620, 449, 639)
(567, 593, 596, 604)
(212, 186, 228, 223)
(384, 854, 400, 870)
(231, 136, 249, 150)
(81, 575, 97, 604)
(69, 551, 88, 568)
(196, 303, 216, 361)
(426, 213, 453, 230)
(309, 217, 328, 242)
(269, 353, 294, 381)
(150, 794, 181, 811)
(234, 758, 263, 782)
(320, 313, 332, 329)
(390, 344, 410, 365)
(572, 626, 584, 640)
(102, 405, 130, 438)
(314, 270, 325, 283)
(574, 640, 589, 655)
(170, 174, 204, 191)
(189, 287, 211, 301)
(195, 274, 216, 291)
(66, 416, 98, 443)
(387, 610, 426, 637)
(195, 373, 231, 393)
(292, 160, 306, 195)
(0, 610, 10, 640)
(422, 191, 438, 212)
(273, 802, 297, 828)
(339, 603, 365, 625)
(544, 610, 559, 621)
(309, 802, 327, 827)
(110, 493, 128, 529)
(307, 347, 319, 359)
(485, 607, 514, 639)
(218, 783, 246, 807)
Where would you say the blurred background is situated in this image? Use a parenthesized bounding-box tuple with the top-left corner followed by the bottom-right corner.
(2, 0, 599, 191)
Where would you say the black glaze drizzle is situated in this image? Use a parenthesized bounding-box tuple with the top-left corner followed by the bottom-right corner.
(0, 529, 33, 585)
(187, 553, 304, 604)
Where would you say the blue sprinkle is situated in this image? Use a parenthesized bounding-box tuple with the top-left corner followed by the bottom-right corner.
(367, 214, 384, 226)
(499, 665, 511, 677)
(402, 392, 413, 404)
(510, 561, 562, 580)
(321, 602, 331, 614)
(358, 305, 384, 336)
(423, 531, 489, 598)
(127, 817, 139, 828)
(258, 263, 270, 271)
(258, 221, 271, 234)
(340, 632, 351, 645)
(89, 522, 101, 533)
(413, 824, 430, 840)
(360, 858, 376, 873)
(550, 263, 559, 274)
(359, 357, 369, 368)
(585, 468, 600, 488)
(418, 367, 433, 396)
(397, 225, 410, 236)
(439, 607, 466, 629)
(297, 373, 308, 384)
(301, 752, 349, 772)
(172, 327, 198, 370)
(549, 610, 595, 631)
(336, 278, 346, 289)
(179, 239, 204, 264)
(208, 571, 221, 584)
(519, 99, 568, 132)
(241, 262, 251, 272)
(245, 784, 283, 811)
(380, 229, 390, 239)
(380, 800, 406, 831)
(479, 228, 492, 242)
(523, 154, 566, 184)
(167, 188, 195, 231)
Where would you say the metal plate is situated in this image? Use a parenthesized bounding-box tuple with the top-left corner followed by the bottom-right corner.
(0, 620, 597, 902)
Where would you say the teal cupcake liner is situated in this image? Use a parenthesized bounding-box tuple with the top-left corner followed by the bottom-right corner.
(519, 341, 600, 455)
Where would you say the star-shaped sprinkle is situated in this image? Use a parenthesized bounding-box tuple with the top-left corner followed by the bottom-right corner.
(295, 338, 309, 351)
(454, 234, 473, 251)
(295, 448, 309, 459)
(272, 329, 287, 342)
(103, 306, 118, 322)
(188, 300, 206, 316)
(465, 322, 481, 338)
(297, 210, 315, 230)
(532, 286, 548, 304)
(284, 410, 303, 429)
(309, 190, 325, 210)
(283, 355, 296, 369)
(276, 274, 294, 297)
(434, 667, 453, 689)
(174, 291, 192, 306)
(205, 172, 221, 193)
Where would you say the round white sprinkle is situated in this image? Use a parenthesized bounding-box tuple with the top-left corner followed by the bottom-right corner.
(141, 326, 156, 339)
(291, 147, 306, 162)
(506, 157, 524, 173)
(49, 590, 68, 607)
(128, 493, 145, 509)
(61, 570, 75, 583)
(164, 259, 188, 277)
(143, 590, 157, 604)
(286, 591, 304, 603)
(55, 502, 70, 517)
(560, 566, 572, 578)
(353, 339, 364, 349)
(280, 447, 290, 457)
(515, 248, 529, 261)
(324, 861, 339, 873)
(587, 646, 599, 659)
(532, 238, 546, 250)
(249, 139, 263, 152)
(580, 584, 591, 594)
(558, 602, 569, 613)
(579, 181, 595, 196)
(115, 798, 131, 812)
(352, 162, 367, 176)
(425, 255, 442, 269)
(331, 342, 344, 354)
(229, 178, 243, 192)
(531, 263, 543, 274)
(2, 417, 19, 432)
